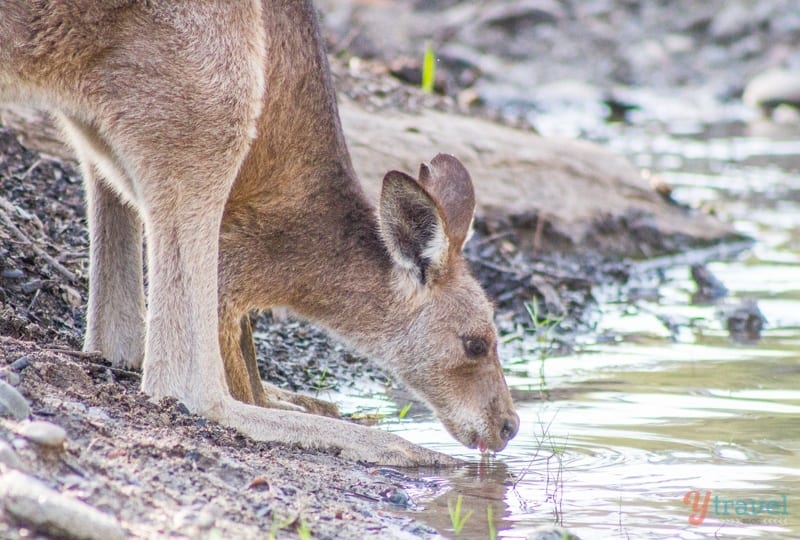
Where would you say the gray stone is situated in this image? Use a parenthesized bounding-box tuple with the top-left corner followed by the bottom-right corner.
(86, 407, 112, 424)
(0, 380, 30, 420)
(0, 470, 126, 540)
(0, 269, 24, 279)
(173, 506, 217, 531)
(0, 440, 23, 471)
(0, 369, 20, 387)
(18, 421, 67, 448)
(9, 356, 30, 372)
(709, 3, 760, 41)
(528, 526, 582, 540)
(743, 69, 800, 111)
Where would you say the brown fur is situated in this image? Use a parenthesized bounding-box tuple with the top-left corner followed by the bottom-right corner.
(0, 0, 518, 465)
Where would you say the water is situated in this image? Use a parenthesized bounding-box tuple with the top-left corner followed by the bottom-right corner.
(336, 119, 800, 538)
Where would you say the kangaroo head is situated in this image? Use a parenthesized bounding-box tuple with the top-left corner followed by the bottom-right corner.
(376, 154, 519, 453)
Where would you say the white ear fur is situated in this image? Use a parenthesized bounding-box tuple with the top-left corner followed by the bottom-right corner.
(379, 170, 449, 286)
(420, 214, 448, 270)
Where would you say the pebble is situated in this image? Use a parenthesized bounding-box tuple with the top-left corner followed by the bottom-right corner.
(18, 421, 67, 448)
(528, 526, 582, 540)
(0, 369, 20, 387)
(10, 356, 31, 372)
(86, 406, 112, 424)
(724, 297, 766, 343)
(0, 380, 30, 420)
(0, 268, 24, 279)
(0, 440, 24, 471)
(173, 506, 216, 531)
(743, 69, 800, 112)
(691, 264, 728, 303)
(708, 2, 759, 41)
(0, 470, 127, 540)
(380, 487, 411, 507)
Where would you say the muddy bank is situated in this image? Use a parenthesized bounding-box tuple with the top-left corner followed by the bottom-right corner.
(339, 99, 740, 256)
(0, 338, 442, 540)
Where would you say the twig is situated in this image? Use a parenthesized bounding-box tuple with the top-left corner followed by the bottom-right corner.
(27, 288, 40, 311)
(0, 193, 34, 221)
(44, 347, 102, 359)
(472, 230, 514, 246)
(21, 158, 44, 179)
(46, 349, 142, 379)
(465, 255, 525, 278)
(0, 206, 79, 283)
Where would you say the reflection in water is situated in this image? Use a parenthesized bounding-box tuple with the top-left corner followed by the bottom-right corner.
(408, 462, 514, 538)
(337, 125, 800, 538)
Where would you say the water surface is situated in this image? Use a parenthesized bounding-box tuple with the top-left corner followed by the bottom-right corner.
(338, 121, 800, 539)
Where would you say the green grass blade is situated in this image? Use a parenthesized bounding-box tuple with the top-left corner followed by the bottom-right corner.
(421, 43, 436, 93)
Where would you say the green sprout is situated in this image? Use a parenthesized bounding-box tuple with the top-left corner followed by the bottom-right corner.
(267, 513, 297, 540)
(448, 494, 474, 535)
(398, 402, 413, 419)
(421, 43, 436, 93)
(487, 505, 497, 540)
(296, 519, 312, 540)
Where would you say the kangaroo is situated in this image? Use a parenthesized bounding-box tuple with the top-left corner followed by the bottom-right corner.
(0, 0, 519, 465)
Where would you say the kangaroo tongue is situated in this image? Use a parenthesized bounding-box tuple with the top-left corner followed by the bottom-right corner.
(478, 438, 488, 453)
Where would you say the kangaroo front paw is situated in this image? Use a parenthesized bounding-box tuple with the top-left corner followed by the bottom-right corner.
(214, 400, 462, 467)
(84, 327, 144, 370)
(339, 432, 463, 467)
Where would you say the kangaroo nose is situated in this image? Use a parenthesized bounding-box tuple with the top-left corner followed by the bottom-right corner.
(500, 414, 520, 442)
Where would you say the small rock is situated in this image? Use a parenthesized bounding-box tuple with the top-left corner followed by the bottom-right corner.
(0, 470, 126, 540)
(10, 356, 31, 372)
(18, 421, 67, 448)
(0, 369, 21, 387)
(691, 264, 728, 304)
(11, 438, 27, 451)
(60, 284, 83, 308)
(0, 380, 30, 420)
(63, 401, 87, 414)
(173, 506, 216, 530)
(247, 476, 270, 491)
(380, 487, 411, 507)
(528, 526, 582, 540)
(20, 279, 43, 294)
(723, 297, 766, 343)
(0, 440, 24, 471)
(86, 407, 111, 424)
(743, 69, 800, 114)
(772, 104, 800, 123)
(477, 0, 563, 29)
(709, 3, 759, 41)
(0, 268, 24, 280)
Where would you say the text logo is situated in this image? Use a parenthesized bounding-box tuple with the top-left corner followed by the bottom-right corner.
(682, 490, 789, 525)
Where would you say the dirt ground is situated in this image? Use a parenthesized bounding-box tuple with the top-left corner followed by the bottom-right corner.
(0, 338, 451, 540)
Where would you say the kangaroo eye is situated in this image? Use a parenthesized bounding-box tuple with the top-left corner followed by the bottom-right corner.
(463, 337, 488, 358)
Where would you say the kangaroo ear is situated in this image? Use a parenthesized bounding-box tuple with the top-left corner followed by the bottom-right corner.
(417, 153, 476, 256)
(380, 170, 447, 285)
(379, 154, 475, 285)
